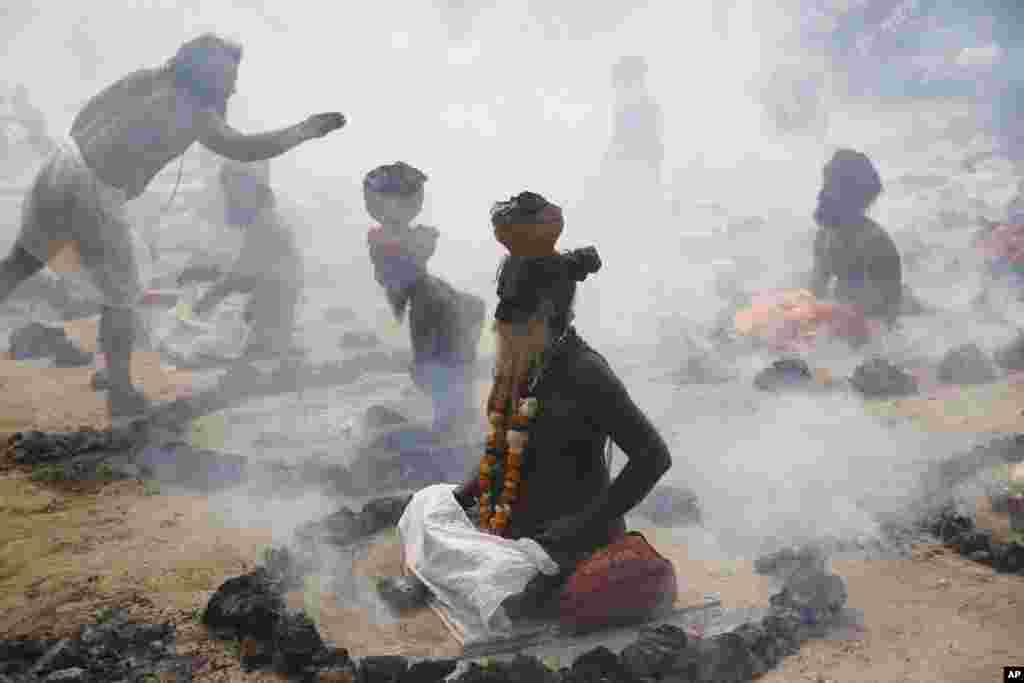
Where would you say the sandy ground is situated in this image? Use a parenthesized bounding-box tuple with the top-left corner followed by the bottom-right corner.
(0, 473, 288, 683)
(1, 319, 1022, 681)
(0, 317, 193, 435)
(2, 462, 1021, 683)
(871, 373, 1024, 435)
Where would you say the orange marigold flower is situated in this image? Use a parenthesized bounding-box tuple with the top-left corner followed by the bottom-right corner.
(508, 414, 530, 428)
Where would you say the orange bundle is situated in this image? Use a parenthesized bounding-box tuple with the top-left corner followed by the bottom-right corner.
(734, 289, 871, 351)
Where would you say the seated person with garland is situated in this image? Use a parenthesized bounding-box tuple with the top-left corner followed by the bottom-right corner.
(381, 191, 678, 634)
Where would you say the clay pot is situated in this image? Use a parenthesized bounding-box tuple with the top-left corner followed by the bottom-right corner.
(494, 222, 562, 258)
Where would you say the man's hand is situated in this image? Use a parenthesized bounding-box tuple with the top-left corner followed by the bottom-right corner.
(177, 264, 223, 287)
(302, 112, 346, 139)
(189, 299, 210, 318)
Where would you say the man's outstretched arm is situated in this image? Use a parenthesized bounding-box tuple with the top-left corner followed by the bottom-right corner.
(197, 109, 345, 163)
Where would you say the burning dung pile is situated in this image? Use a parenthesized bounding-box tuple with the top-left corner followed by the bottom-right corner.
(4, 429, 248, 492)
(755, 545, 848, 627)
(295, 494, 412, 547)
(936, 343, 998, 385)
(0, 609, 194, 683)
(201, 565, 357, 680)
(923, 507, 1024, 573)
(201, 554, 828, 683)
(849, 357, 919, 398)
(6, 429, 133, 467)
(753, 357, 815, 392)
(198, 490, 852, 683)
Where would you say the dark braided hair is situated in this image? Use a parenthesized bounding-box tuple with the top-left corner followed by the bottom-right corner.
(494, 247, 601, 331)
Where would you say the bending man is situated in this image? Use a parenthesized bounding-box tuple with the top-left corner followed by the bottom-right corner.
(0, 34, 344, 416)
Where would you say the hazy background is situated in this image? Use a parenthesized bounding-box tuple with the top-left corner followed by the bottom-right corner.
(3, 0, 1020, 563)
(3, 0, 851, 333)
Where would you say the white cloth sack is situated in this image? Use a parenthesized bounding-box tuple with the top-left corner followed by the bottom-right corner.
(155, 285, 250, 363)
(397, 484, 559, 644)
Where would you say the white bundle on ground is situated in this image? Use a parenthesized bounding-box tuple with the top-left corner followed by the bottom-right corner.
(397, 484, 559, 644)
(155, 286, 250, 364)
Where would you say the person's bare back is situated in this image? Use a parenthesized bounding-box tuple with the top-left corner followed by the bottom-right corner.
(71, 68, 206, 198)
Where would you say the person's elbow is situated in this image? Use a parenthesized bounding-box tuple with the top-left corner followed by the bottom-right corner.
(656, 449, 672, 478)
(650, 442, 672, 480)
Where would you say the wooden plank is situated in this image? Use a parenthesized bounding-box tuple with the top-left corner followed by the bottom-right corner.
(448, 602, 726, 660)
(422, 594, 558, 657)
(416, 556, 725, 661)
(426, 598, 470, 647)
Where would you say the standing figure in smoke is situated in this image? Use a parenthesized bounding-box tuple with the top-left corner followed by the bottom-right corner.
(190, 160, 305, 360)
(69, 21, 102, 83)
(580, 56, 668, 339)
(0, 85, 55, 163)
(380, 191, 674, 628)
(605, 56, 664, 187)
(810, 149, 903, 322)
(8, 85, 54, 157)
(0, 34, 345, 416)
(364, 162, 486, 436)
(713, 0, 739, 40)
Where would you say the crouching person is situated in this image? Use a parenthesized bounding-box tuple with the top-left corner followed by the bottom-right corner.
(191, 159, 304, 360)
(810, 148, 903, 324)
(383, 192, 675, 639)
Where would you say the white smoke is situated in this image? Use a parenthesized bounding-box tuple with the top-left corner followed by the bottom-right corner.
(3, 0, 1020, 634)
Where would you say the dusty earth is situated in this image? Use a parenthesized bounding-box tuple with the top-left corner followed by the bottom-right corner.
(1, 320, 1023, 682)
(3, 461, 1021, 683)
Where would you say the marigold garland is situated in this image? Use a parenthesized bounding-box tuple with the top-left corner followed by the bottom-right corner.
(478, 396, 539, 534)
